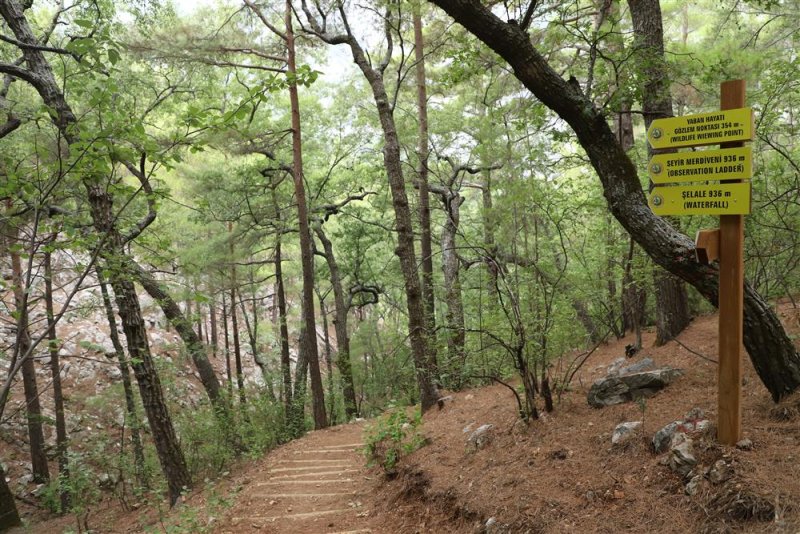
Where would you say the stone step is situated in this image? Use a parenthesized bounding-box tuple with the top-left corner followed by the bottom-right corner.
(269, 469, 360, 480)
(270, 464, 354, 473)
(282, 458, 357, 464)
(256, 478, 355, 486)
(251, 492, 354, 498)
(235, 508, 352, 522)
(293, 449, 358, 454)
(320, 443, 364, 449)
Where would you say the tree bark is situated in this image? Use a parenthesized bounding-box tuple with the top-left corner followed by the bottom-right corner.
(221, 292, 233, 397)
(426, 0, 800, 401)
(128, 261, 223, 409)
(7, 214, 49, 484)
(44, 248, 70, 509)
(273, 231, 293, 422)
(413, 6, 439, 379)
(438, 191, 466, 385)
(209, 292, 218, 358)
(301, 5, 440, 411)
(627, 0, 691, 346)
(0, 0, 192, 503)
(0, 463, 20, 530)
(313, 223, 358, 418)
(96, 265, 148, 490)
(286, 0, 327, 429)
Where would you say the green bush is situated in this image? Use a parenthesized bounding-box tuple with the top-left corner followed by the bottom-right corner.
(363, 406, 426, 474)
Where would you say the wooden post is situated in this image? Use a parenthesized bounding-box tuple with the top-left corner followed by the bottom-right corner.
(717, 80, 746, 445)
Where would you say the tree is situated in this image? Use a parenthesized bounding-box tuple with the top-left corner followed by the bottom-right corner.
(425, 0, 800, 401)
(300, 1, 441, 412)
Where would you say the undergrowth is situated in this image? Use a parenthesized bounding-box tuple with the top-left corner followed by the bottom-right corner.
(363, 406, 427, 475)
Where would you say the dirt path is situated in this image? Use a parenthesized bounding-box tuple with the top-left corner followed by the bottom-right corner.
(217, 422, 378, 534)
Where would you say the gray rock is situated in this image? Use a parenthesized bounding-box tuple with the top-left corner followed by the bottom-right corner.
(653, 421, 680, 453)
(588, 368, 683, 408)
(611, 421, 642, 446)
(610, 358, 656, 377)
(104, 366, 122, 380)
(669, 439, 697, 477)
(736, 438, 753, 450)
(685, 474, 703, 496)
(708, 459, 734, 484)
(467, 424, 494, 450)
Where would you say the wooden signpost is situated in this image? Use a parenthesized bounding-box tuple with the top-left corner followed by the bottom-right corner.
(647, 80, 752, 446)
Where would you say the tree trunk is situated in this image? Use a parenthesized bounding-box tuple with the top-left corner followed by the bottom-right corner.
(128, 261, 224, 409)
(428, 0, 800, 401)
(413, 6, 439, 379)
(286, 0, 327, 429)
(317, 290, 336, 424)
(209, 292, 218, 358)
(237, 289, 269, 382)
(230, 281, 246, 406)
(313, 223, 358, 418)
(439, 192, 466, 386)
(221, 292, 233, 396)
(44, 248, 70, 510)
(87, 187, 191, 505)
(325, 12, 440, 412)
(627, 0, 691, 346)
(96, 265, 148, 490)
(0, 463, 20, 530)
(273, 232, 293, 422)
(7, 216, 49, 484)
(0, 0, 191, 502)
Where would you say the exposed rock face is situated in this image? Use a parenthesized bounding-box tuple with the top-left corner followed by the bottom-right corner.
(669, 439, 697, 477)
(588, 368, 683, 408)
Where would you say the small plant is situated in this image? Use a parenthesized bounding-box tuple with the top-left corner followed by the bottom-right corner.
(363, 406, 427, 475)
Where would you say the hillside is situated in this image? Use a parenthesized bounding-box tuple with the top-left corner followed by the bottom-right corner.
(14, 304, 800, 533)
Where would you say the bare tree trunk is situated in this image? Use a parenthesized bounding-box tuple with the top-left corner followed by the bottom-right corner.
(627, 0, 690, 346)
(96, 265, 148, 490)
(230, 280, 246, 406)
(301, 5, 440, 411)
(129, 261, 224, 409)
(222, 292, 233, 397)
(413, 6, 439, 378)
(44, 248, 70, 509)
(317, 290, 336, 424)
(274, 233, 293, 422)
(0, 463, 20, 530)
(313, 223, 358, 418)
(7, 216, 49, 484)
(286, 0, 327, 429)
(439, 192, 466, 386)
(209, 291, 218, 358)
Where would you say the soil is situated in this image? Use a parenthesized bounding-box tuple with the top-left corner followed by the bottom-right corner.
(14, 304, 800, 533)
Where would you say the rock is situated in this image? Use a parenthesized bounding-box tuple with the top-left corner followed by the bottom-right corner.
(736, 438, 753, 450)
(708, 459, 734, 484)
(653, 422, 680, 453)
(611, 358, 656, 377)
(32, 483, 47, 497)
(685, 474, 703, 496)
(604, 357, 626, 376)
(652, 407, 711, 453)
(611, 421, 642, 446)
(463, 423, 476, 434)
(467, 424, 494, 450)
(669, 439, 697, 477)
(588, 368, 683, 408)
(104, 366, 122, 380)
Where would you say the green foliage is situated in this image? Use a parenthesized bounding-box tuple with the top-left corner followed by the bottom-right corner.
(363, 407, 427, 474)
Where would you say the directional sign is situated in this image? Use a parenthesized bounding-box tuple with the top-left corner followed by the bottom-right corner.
(649, 147, 752, 184)
(648, 182, 751, 216)
(647, 108, 753, 149)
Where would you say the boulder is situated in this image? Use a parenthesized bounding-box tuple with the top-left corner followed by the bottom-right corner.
(611, 421, 642, 446)
(588, 368, 683, 408)
(467, 424, 494, 450)
(669, 439, 697, 477)
(608, 357, 656, 377)
(652, 408, 712, 453)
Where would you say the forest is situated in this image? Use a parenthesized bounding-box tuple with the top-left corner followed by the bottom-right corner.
(1, 0, 799, 531)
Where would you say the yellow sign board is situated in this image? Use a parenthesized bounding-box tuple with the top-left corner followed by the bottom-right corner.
(649, 147, 752, 184)
(649, 183, 751, 216)
(647, 108, 753, 149)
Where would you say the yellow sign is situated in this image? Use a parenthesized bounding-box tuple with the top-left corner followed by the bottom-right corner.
(649, 147, 752, 184)
(647, 108, 753, 149)
(649, 183, 751, 216)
